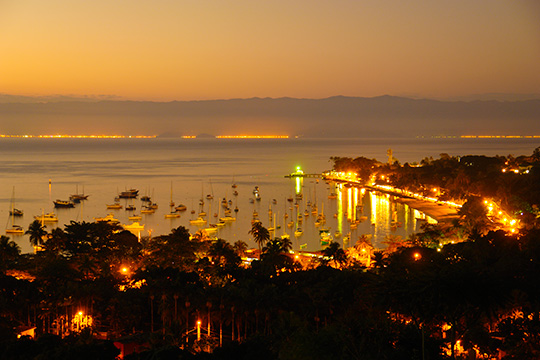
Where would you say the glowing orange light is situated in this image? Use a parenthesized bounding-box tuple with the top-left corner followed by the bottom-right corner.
(413, 252, 421, 260)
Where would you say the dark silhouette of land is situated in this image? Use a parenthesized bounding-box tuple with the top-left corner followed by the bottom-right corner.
(1, 95, 539, 137)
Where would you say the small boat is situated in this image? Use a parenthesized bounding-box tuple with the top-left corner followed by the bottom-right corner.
(141, 195, 151, 202)
(249, 198, 254, 204)
(294, 227, 303, 237)
(34, 212, 58, 223)
(216, 220, 226, 227)
(149, 203, 158, 210)
(126, 204, 136, 211)
(141, 206, 155, 214)
(128, 214, 142, 221)
(70, 185, 89, 201)
(70, 194, 89, 201)
(219, 216, 236, 222)
(272, 199, 277, 205)
(165, 212, 180, 219)
(234, 206, 239, 213)
(203, 227, 218, 235)
(233, 190, 238, 196)
(10, 208, 23, 217)
(319, 228, 333, 244)
(6, 225, 24, 235)
(190, 217, 207, 226)
(54, 199, 75, 208)
(221, 198, 228, 207)
(198, 211, 207, 217)
(119, 189, 139, 199)
(6, 188, 24, 234)
(287, 197, 294, 202)
(107, 203, 122, 209)
(304, 210, 309, 217)
(175, 204, 187, 212)
(94, 213, 119, 223)
(287, 221, 294, 228)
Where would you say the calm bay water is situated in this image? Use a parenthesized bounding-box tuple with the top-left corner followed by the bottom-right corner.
(1, 137, 538, 254)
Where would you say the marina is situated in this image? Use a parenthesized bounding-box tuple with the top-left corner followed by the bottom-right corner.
(1, 137, 536, 254)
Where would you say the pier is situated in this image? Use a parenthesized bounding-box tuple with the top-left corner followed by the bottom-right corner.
(284, 166, 321, 178)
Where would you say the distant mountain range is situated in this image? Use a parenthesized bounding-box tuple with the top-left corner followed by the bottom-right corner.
(1, 95, 539, 138)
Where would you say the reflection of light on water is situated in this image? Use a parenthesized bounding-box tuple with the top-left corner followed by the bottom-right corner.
(403, 203, 410, 229)
(353, 187, 358, 221)
(337, 185, 343, 234)
(295, 177, 302, 194)
(347, 188, 352, 221)
(370, 192, 391, 227)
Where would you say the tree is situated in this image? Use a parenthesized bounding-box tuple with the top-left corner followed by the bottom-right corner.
(248, 222, 270, 256)
(26, 220, 47, 248)
(0, 235, 20, 272)
(321, 242, 347, 268)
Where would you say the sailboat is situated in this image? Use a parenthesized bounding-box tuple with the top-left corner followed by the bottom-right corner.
(70, 185, 89, 202)
(165, 182, 180, 218)
(6, 187, 24, 234)
(206, 180, 214, 200)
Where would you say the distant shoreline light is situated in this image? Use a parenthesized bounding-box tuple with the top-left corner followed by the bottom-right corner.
(461, 135, 540, 139)
(419, 135, 540, 139)
(216, 135, 290, 139)
(0, 134, 157, 139)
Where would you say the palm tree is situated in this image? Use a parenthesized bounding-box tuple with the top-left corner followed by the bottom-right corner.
(26, 220, 47, 248)
(321, 242, 347, 268)
(0, 235, 20, 272)
(233, 240, 248, 258)
(248, 222, 270, 256)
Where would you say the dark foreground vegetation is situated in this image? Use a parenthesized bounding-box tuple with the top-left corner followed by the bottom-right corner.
(2, 148, 540, 359)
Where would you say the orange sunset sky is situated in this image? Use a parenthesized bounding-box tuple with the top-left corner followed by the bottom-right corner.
(1, 0, 539, 101)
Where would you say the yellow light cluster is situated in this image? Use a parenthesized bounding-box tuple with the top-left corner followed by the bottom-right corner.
(182, 135, 197, 138)
(216, 135, 289, 139)
(461, 135, 540, 138)
(0, 134, 156, 138)
(484, 199, 519, 234)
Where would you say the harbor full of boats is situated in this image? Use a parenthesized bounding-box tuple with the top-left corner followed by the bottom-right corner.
(4, 174, 436, 254)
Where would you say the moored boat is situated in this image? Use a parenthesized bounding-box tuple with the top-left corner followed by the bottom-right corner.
(140, 206, 155, 214)
(54, 199, 75, 208)
(106, 203, 123, 209)
(119, 189, 139, 199)
(190, 217, 207, 226)
(128, 214, 142, 221)
(34, 212, 58, 223)
(175, 204, 187, 212)
(10, 208, 23, 217)
(6, 225, 24, 235)
(94, 213, 119, 223)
